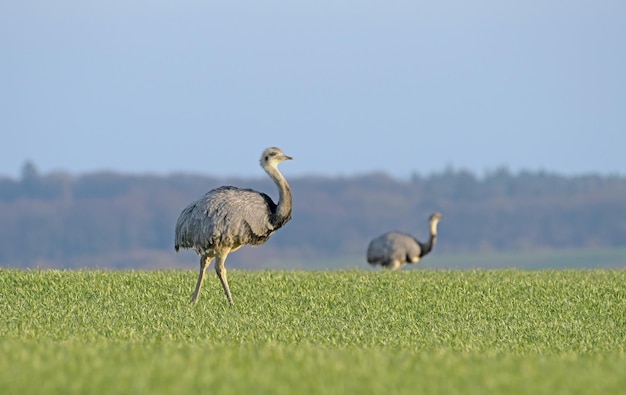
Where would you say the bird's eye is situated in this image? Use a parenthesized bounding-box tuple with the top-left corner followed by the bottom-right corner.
(265, 155, 269, 161)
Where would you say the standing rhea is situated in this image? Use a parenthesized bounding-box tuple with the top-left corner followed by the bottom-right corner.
(366, 212, 443, 270)
(175, 147, 293, 304)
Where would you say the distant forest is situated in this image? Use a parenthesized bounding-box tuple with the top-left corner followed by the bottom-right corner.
(1, 161, 626, 269)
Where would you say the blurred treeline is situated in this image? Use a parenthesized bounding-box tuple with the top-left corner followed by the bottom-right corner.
(1, 162, 625, 269)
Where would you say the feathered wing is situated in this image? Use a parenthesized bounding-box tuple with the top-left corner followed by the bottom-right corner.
(366, 236, 389, 264)
(400, 234, 423, 261)
(175, 186, 278, 253)
(367, 232, 422, 265)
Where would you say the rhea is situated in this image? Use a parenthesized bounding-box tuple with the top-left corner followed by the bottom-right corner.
(175, 147, 293, 304)
(366, 212, 443, 270)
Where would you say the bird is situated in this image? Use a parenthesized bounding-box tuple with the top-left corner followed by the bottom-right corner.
(366, 212, 443, 270)
(174, 147, 293, 304)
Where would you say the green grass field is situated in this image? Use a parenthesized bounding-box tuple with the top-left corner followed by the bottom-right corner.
(1, 269, 625, 394)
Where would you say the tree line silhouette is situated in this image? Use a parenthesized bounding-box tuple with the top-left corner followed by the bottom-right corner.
(1, 162, 625, 269)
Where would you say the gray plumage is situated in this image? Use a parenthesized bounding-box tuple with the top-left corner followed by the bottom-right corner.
(175, 147, 293, 304)
(366, 212, 443, 270)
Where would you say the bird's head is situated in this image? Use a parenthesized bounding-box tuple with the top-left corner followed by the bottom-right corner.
(260, 147, 293, 168)
(429, 212, 443, 222)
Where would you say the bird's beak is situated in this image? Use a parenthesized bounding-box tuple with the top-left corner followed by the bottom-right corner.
(283, 155, 293, 161)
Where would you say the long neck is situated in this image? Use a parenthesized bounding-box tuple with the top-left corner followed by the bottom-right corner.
(419, 219, 440, 257)
(265, 164, 292, 227)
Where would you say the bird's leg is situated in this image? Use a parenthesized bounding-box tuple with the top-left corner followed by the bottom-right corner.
(214, 251, 233, 305)
(387, 260, 403, 271)
(191, 254, 211, 303)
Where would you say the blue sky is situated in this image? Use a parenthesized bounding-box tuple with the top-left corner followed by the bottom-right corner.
(1, 1, 624, 179)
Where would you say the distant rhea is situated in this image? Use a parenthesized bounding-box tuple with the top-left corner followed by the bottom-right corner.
(175, 147, 293, 304)
(366, 212, 443, 270)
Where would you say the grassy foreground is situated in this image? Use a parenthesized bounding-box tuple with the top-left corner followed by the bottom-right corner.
(1, 269, 625, 394)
